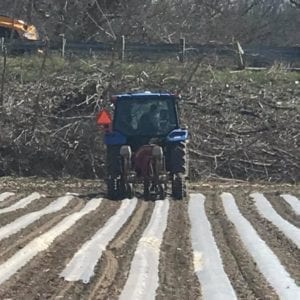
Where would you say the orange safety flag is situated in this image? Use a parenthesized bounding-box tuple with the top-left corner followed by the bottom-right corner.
(97, 109, 112, 125)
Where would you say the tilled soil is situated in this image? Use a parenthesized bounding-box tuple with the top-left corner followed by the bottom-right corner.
(0, 178, 299, 299)
(205, 192, 277, 300)
(156, 200, 201, 300)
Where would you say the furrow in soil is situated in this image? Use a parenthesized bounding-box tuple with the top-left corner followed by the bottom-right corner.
(206, 191, 278, 300)
(234, 191, 300, 285)
(188, 193, 236, 300)
(0, 194, 53, 227)
(51, 199, 154, 300)
(0, 197, 110, 299)
(265, 192, 300, 227)
(280, 194, 300, 216)
(223, 192, 300, 298)
(0, 197, 85, 263)
(250, 192, 300, 247)
(87, 200, 149, 300)
(156, 198, 201, 300)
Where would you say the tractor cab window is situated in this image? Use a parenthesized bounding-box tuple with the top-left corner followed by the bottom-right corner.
(114, 97, 178, 136)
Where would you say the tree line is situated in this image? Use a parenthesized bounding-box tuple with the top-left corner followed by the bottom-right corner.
(0, 0, 299, 46)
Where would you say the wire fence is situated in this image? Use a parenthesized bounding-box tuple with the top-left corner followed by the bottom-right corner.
(1, 36, 300, 68)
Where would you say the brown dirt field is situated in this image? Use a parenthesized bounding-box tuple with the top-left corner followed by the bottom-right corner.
(0, 178, 299, 299)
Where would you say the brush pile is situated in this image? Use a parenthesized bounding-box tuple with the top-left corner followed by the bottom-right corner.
(0, 61, 299, 182)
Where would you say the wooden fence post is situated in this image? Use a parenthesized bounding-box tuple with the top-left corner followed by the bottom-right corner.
(61, 34, 66, 58)
(179, 37, 186, 63)
(118, 35, 125, 61)
(0, 46, 7, 107)
(0, 38, 4, 53)
(236, 41, 245, 69)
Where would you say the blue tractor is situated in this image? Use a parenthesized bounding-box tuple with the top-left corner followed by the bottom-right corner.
(97, 91, 188, 200)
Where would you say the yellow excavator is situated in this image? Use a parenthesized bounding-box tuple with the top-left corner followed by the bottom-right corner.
(0, 15, 39, 41)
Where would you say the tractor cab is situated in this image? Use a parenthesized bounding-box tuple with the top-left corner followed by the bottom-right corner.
(113, 93, 178, 138)
(97, 91, 188, 200)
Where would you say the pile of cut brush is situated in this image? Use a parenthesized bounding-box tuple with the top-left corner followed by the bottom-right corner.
(0, 60, 299, 182)
(184, 79, 299, 182)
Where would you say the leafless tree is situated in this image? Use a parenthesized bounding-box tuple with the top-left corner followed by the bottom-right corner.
(289, 0, 300, 8)
(0, 0, 298, 45)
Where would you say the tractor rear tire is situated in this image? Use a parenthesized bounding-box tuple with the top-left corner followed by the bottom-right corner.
(143, 180, 150, 200)
(107, 178, 133, 200)
(169, 141, 188, 175)
(107, 177, 122, 200)
(159, 184, 167, 199)
(106, 145, 122, 177)
(125, 183, 135, 199)
(172, 174, 186, 200)
(106, 145, 128, 200)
